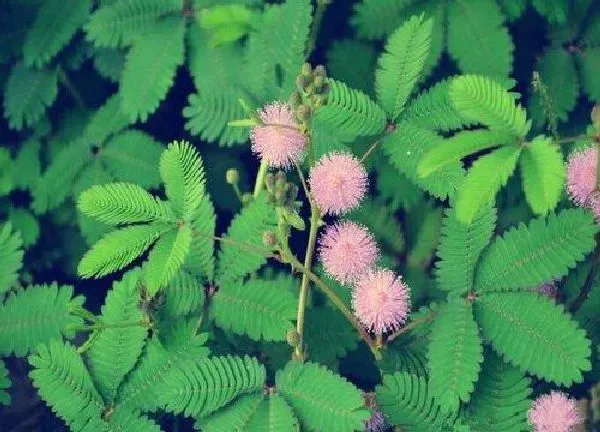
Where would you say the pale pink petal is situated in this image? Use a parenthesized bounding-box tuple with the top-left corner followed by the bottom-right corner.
(528, 391, 582, 432)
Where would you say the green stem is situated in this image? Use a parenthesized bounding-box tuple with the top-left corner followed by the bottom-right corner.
(293, 206, 321, 359)
(386, 310, 437, 343)
(57, 66, 86, 109)
(306, 0, 331, 56)
(285, 250, 380, 360)
(80, 320, 150, 331)
(253, 160, 268, 199)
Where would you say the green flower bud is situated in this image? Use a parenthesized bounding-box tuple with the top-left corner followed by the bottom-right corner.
(314, 64, 327, 77)
(290, 91, 302, 107)
(275, 171, 287, 189)
(286, 329, 300, 347)
(301, 62, 313, 77)
(296, 104, 311, 121)
(241, 193, 253, 205)
(225, 168, 239, 185)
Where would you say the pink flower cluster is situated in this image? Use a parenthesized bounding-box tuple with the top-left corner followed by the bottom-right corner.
(566, 146, 600, 220)
(528, 391, 581, 432)
(310, 153, 410, 335)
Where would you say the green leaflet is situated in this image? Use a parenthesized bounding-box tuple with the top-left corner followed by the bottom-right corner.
(314, 79, 387, 141)
(455, 146, 522, 224)
(199, 393, 299, 432)
(85, 0, 182, 48)
(161, 270, 205, 317)
(0, 284, 84, 356)
(3, 62, 58, 130)
(93, 48, 126, 83)
(215, 195, 277, 285)
(22, 0, 91, 68)
(78, 183, 174, 226)
(184, 196, 216, 280)
(382, 123, 465, 200)
(436, 206, 496, 293)
(351, 0, 415, 40)
(159, 355, 266, 418)
(475, 292, 592, 385)
(447, 0, 514, 79)
(0, 222, 24, 295)
(428, 299, 483, 413)
(465, 350, 531, 432)
(0, 360, 10, 406)
(276, 361, 370, 432)
(449, 75, 530, 138)
(400, 78, 475, 133)
(144, 224, 192, 296)
(211, 278, 297, 342)
(577, 47, 600, 101)
(87, 269, 148, 403)
(116, 320, 210, 412)
(376, 371, 456, 431)
(159, 140, 206, 220)
(120, 15, 185, 122)
(376, 14, 433, 120)
(418, 129, 513, 178)
(475, 209, 598, 292)
(29, 341, 104, 431)
(78, 222, 172, 278)
(519, 135, 565, 215)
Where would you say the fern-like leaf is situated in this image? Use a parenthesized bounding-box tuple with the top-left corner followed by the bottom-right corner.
(455, 146, 522, 224)
(577, 48, 600, 101)
(447, 0, 514, 79)
(144, 224, 192, 296)
(428, 299, 483, 413)
(475, 209, 598, 292)
(159, 355, 266, 418)
(100, 130, 163, 188)
(81, 407, 162, 432)
(199, 393, 299, 432)
(78, 183, 174, 225)
(436, 206, 496, 293)
(184, 196, 216, 280)
(162, 270, 205, 317)
(3, 62, 58, 130)
(418, 129, 513, 178)
(382, 123, 465, 200)
(78, 222, 172, 278)
(0, 222, 23, 295)
(315, 79, 387, 141)
(376, 14, 433, 120)
(29, 341, 104, 431)
(120, 16, 185, 122)
(85, 0, 182, 48)
(376, 371, 456, 431)
(465, 350, 531, 432)
(116, 320, 209, 412)
(159, 140, 206, 220)
(87, 269, 148, 403)
(449, 75, 530, 138)
(215, 195, 277, 285)
(351, 0, 415, 40)
(519, 135, 565, 215)
(93, 48, 126, 83)
(475, 292, 591, 385)
(212, 278, 297, 342)
(23, 0, 90, 68)
(0, 284, 84, 356)
(276, 361, 369, 432)
(401, 78, 476, 132)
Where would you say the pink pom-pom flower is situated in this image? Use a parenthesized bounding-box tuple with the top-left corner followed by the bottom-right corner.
(309, 152, 368, 215)
(352, 268, 411, 334)
(250, 102, 306, 168)
(528, 391, 582, 432)
(566, 147, 597, 208)
(318, 221, 378, 285)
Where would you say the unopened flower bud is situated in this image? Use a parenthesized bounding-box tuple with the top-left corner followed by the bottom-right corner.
(296, 104, 311, 121)
(313, 75, 325, 90)
(225, 168, 239, 185)
(286, 329, 300, 347)
(275, 171, 287, 189)
(301, 62, 312, 77)
(314, 65, 326, 77)
(290, 91, 302, 107)
(241, 193, 253, 205)
(265, 173, 276, 191)
(296, 75, 310, 91)
(262, 231, 277, 247)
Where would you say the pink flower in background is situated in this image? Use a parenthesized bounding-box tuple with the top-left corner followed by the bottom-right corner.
(352, 269, 410, 334)
(251, 102, 306, 168)
(566, 147, 597, 208)
(309, 152, 368, 215)
(365, 410, 388, 432)
(319, 221, 378, 285)
(528, 391, 582, 432)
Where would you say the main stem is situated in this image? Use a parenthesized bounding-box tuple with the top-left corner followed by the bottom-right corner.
(294, 206, 321, 359)
(253, 160, 268, 199)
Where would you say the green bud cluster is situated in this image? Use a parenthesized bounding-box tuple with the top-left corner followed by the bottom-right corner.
(290, 62, 331, 132)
